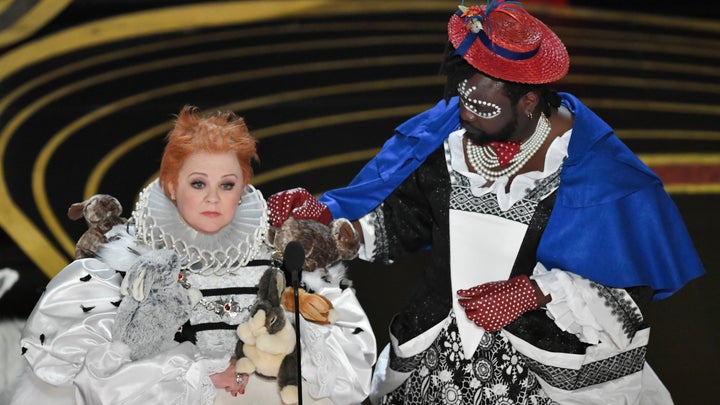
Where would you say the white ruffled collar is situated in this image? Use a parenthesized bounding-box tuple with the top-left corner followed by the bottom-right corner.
(132, 179, 269, 275)
(448, 127, 571, 211)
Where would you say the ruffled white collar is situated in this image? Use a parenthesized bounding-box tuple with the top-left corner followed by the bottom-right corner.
(448, 127, 571, 211)
(132, 179, 269, 275)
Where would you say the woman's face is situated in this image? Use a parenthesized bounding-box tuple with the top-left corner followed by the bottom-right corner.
(169, 151, 244, 234)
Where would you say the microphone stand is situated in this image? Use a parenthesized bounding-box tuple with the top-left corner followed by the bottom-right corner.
(291, 264, 303, 405)
(282, 241, 305, 405)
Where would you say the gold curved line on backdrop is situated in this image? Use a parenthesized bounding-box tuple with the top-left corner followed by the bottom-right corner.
(3, 26, 713, 118)
(617, 130, 720, 141)
(0, 1, 339, 80)
(541, 5, 720, 33)
(559, 26, 720, 49)
(153, 150, 720, 193)
(95, 122, 720, 201)
(257, 153, 720, 193)
(0, 0, 12, 14)
(7, 40, 441, 197)
(0, 31, 443, 117)
(85, 77, 444, 197)
(84, 122, 170, 199)
(59, 66, 720, 201)
(638, 153, 720, 195)
(1, 1, 718, 277)
(8, 22, 713, 230)
(0, 0, 716, 83)
(3, 45, 439, 180)
(558, 28, 720, 57)
(138, 150, 387, 192)
(7, 49, 436, 154)
(4, 5, 716, 199)
(0, 0, 343, 278)
(0, 0, 72, 47)
(250, 105, 429, 139)
(664, 185, 720, 193)
(88, 104, 429, 252)
(0, 0, 352, 278)
(563, 75, 720, 94)
(252, 149, 381, 185)
(0, 94, 74, 273)
(1, 19, 715, 120)
(638, 153, 720, 165)
(582, 99, 720, 115)
(567, 56, 720, 78)
(33, 58, 438, 256)
(35, 77, 720, 257)
(564, 37, 719, 59)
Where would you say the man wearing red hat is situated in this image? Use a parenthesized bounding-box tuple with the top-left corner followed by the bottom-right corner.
(269, 1, 704, 404)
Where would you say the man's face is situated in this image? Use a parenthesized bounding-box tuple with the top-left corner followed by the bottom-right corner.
(458, 73, 519, 145)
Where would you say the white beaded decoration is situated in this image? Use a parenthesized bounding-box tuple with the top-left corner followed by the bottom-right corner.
(465, 113, 551, 181)
(457, 79, 502, 119)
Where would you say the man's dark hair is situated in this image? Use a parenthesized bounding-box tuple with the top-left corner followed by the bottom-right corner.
(501, 81, 561, 118)
(440, 43, 476, 101)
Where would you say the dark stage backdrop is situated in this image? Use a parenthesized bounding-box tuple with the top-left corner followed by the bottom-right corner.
(1, 1, 718, 404)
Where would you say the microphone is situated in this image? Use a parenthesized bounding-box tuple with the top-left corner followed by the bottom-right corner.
(281, 240, 304, 405)
(282, 240, 305, 289)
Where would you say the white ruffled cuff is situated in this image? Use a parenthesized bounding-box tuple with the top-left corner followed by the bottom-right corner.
(357, 213, 377, 262)
(532, 263, 603, 344)
(187, 353, 230, 405)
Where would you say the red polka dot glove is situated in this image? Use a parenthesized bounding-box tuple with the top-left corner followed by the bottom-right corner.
(457, 275, 540, 332)
(267, 187, 332, 227)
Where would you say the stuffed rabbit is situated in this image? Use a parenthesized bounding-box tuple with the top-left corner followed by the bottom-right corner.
(113, 249, 201, 360)
(67, 194, 127, 259)
(235, 267, 299, 404)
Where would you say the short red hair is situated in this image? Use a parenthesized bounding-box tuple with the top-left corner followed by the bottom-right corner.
(159, 106, 259, 198)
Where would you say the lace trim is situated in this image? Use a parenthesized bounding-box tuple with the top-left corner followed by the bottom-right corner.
(132, 179, 268, 275)
(446, 127, 570, 211)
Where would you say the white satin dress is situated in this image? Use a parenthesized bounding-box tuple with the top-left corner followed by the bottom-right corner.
(11, 180, 376, 405)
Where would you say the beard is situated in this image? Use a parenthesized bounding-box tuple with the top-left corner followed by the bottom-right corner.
(463, 111, 519, 146)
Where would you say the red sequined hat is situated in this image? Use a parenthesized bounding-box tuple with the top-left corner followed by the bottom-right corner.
(448, 1, 569, 84)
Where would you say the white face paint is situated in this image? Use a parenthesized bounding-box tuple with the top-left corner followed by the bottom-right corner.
(457, 78, 502, 119)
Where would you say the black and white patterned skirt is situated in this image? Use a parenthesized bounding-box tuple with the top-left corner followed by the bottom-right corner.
(381, 313, 555, 405)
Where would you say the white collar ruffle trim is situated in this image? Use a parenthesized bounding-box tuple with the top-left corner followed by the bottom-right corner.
(132, 179, 269, 275)
(448, 127, 572, 211)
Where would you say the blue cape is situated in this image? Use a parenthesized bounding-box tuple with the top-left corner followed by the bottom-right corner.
(320, 93, 704, 300)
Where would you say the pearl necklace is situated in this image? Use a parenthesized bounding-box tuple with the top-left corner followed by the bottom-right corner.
(465, 113, 551, 182)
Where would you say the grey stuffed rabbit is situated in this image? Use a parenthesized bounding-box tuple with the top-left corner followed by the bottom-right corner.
(235, 267, 299, 404)
(113, 249, 201, 360)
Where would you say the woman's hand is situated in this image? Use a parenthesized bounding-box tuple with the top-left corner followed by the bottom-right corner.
(210, 357, 249, 397)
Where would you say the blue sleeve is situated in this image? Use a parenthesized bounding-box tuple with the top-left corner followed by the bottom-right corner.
(320, 98, 460, 220)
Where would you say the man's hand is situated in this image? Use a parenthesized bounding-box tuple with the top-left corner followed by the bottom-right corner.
(457, 275, 541, 332)
(267, 187, 332, 227)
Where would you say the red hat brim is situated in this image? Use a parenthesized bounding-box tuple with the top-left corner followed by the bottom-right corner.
(448, 7, 569, 84)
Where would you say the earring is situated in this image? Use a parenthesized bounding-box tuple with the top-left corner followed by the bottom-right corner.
(528, 112, 533, 119)
(170, 194, 176, 201)
(237, 198, 243, 205)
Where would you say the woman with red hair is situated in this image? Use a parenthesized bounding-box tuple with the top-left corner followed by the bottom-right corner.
(12, 106, 376, 405)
